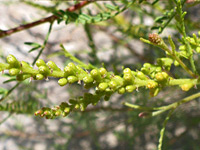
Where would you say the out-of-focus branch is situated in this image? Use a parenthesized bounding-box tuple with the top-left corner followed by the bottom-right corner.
(0, 1, 91, 38)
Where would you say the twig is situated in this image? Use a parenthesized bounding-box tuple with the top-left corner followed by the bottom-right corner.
(0, 1, 91, 38)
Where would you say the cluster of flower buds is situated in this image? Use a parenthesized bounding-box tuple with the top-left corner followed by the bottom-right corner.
(35, 92, 103, 119)
(1, 54, 197, 118)
(179, 33, 200, 54)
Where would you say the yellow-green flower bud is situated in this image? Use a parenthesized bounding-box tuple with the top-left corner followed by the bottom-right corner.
(44, 110, 51, 116)
(98, 82, 108, 91)
(99, 67, 107, 76)
(123, 73, 134, 83)
(64, 107, 71, 113)
(136, 71, 148, 80)
(123, 68, 132, 74)
(39, 65, 50, 75)
(47, 61, 61, 71)
(147, 81, 158, 89)
(196, 47, 200, 53)
(35, 110, 42, 116)
(58, 78, 68, 86)
(90, 69, 101, 81)
(67, 76, 78, 83)
(35, 74, 44, 80)
(180, 83, 194, 91)
(174, 60, 179, 66)
(155, 72, 168, 81)
(64, 66, 74, 76)
(109, 80, 118, 90)
(143, 63, 151, 68)
(83, 75, 94, 83)
(36, 59, 46, 67)
(75, 104, 80, 109)
(68, 62, 76, 70)
(9, 68, 20, 76)
(64, 63, 77, 76)
(179, 45, 186, 51)
(21, 61, 30, 68)
(125, 85, 136, 93)
(7, 54, 20, 68)
(118, 87, 125, 94)
(55, 110, 62, 116)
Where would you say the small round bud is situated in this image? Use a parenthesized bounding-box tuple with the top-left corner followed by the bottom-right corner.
(75, 104, 80, 109)
(58, 78, 68, 86)
(99, 67, 107, 76)
(64, 66, 74, 76)
(118, 87, 125, 94)
(123, 73, 134, 82)
(64, 107, 71, 113)
(47, 61, 61, 71)
(36, 59, 46, 67)
(39, 65, 50, 75)
(109, 80, 118, 90)
(147, 81, 158, 89)
(196, 47, 200, 53)
(55, 110, 61, 116)
(35, 74, 44, 80)
(143, 63, 151, 68)
(83, 75, 94, 83)
(125, 85, 136, 93)
(98, 82, 108, 91)
(174, 60, 179, 66)
(136, 71, 148, 80)
(180, 83, 193, 91)
(123, 68, 132, 74)
(44, 110, 51, 116)
(35, 110, 43, 116)
(68, 62, 76, 70)
(9, 68, 20, 76)
(179, 45, 186, 51)
(67, 76, 78, 83)
(21, 61, 30, 68)
(7, 54, 20, 68)
(90, 69, 101, 81)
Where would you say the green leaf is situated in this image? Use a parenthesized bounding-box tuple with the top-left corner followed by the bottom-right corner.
(28, 46, 41, 53)
(104, 4, 119, 11)
(24, 42, 41, 47)
(3, 78, 17, 84)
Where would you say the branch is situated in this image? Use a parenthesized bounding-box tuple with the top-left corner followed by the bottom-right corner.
(0, 1, 91, 38)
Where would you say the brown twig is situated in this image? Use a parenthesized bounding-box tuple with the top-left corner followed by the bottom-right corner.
(0, 1, 91, 38)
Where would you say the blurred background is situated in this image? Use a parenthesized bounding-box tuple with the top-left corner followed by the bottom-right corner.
(0, 1, 200, 150)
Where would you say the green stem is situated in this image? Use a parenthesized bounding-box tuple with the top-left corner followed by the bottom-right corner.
(32, 22, 54, 66)
(158, 108, 175, 150)
(125, 92, 200, 115)
(140, 38, 197, 78)
(162, 45, 197, 78)
(0, 82, 21, 102)
(60, 44, 96, 70)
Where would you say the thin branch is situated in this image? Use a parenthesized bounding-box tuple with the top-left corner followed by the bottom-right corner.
(0, 1, 91, 38)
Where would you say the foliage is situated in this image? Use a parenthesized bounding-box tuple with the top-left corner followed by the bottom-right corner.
(0, 0, 200, 149)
